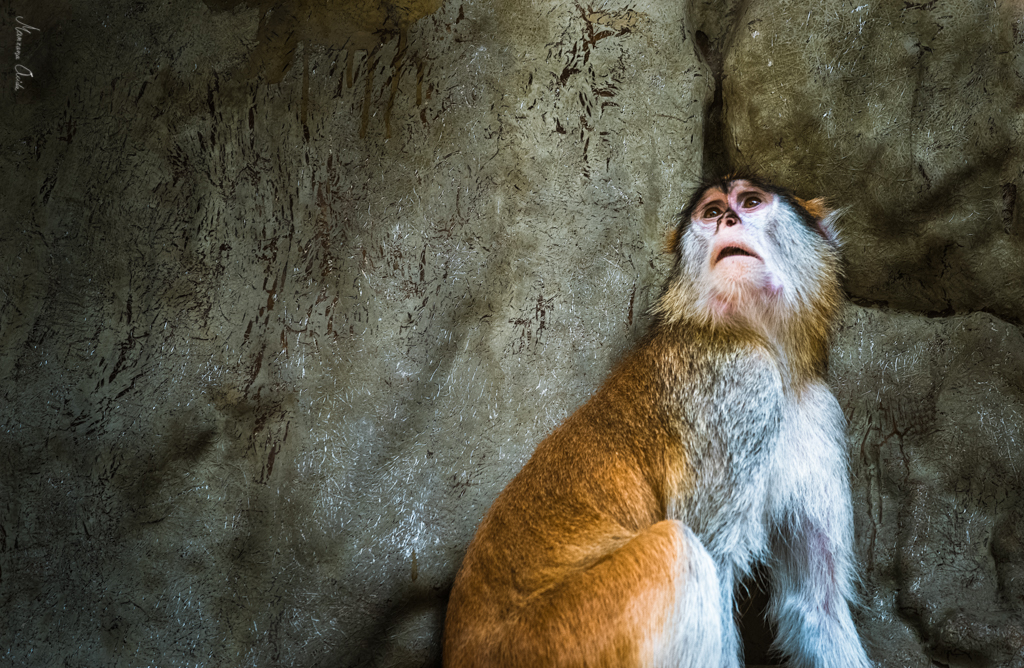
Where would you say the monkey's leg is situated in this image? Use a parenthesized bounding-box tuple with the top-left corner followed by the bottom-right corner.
(503, 520, 724, 668)
(766, 389, 872, 667)
(767, 514, 870, 668)
(715, 563, 743, 668)
(658, 522, 725, 667)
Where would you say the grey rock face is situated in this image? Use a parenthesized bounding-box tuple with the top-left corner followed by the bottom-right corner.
(834, 306, 1024, 667)
(2, 1, 705, 666)
(720, 0, 1024, 324)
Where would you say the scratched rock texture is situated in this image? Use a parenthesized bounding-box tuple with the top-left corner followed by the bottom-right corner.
(713, 0, 1024, 324)
(832, 306, 1024, 667)
(0, 1, 705, 667)
(2, 1, 1024, 668)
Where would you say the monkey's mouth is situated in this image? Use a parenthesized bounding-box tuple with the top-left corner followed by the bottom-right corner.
(715, 246, 760, 264)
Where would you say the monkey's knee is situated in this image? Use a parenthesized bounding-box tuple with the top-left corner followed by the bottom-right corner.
(655, 522, 724, 667)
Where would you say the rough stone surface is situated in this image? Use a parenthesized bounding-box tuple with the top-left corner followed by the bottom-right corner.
(719, 0, 1024, 325)
(1, 1, 705, 666)
(1, 1, 1023, 667)
(834, 306, 1024, 668)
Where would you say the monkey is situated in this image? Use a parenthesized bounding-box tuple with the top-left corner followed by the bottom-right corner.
(442, 175, 872, 668)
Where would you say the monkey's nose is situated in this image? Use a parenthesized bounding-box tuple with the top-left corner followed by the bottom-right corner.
(722, 211, 739, 227)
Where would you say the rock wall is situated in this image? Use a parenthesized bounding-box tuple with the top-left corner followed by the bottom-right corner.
(835, 307, 1024, 666)
(1, 1, 1021, 666)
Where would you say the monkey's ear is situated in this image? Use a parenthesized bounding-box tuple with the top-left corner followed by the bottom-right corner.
(665, 227, 682, 254)
(796, 196, 842, 246)
(795, 196, 829, 220)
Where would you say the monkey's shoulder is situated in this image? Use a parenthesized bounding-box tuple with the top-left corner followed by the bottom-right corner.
(776, 380, 847, 455)
(629, 325, 788, 447)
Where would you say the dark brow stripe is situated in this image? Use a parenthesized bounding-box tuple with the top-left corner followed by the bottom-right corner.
(675, 174, 817, 234)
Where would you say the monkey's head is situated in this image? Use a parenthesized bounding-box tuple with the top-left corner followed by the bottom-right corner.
(657, 176, 844, 345)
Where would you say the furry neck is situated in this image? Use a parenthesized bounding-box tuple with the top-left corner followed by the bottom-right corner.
(653, 276, 843, 391)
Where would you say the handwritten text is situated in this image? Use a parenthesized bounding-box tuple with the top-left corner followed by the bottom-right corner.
(14, 16, 39, 91)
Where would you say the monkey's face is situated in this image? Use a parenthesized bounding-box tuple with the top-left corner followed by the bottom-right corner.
(678, 179, 837, 325)
(691, 181, 773, 288)
(685, 180, 779, 317)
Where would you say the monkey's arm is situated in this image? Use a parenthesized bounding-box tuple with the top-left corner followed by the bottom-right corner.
(766, 385, 872, 668)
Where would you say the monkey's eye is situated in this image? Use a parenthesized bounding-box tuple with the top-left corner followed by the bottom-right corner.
(702, 206, 723, 219)
(741, 195, 762, 208)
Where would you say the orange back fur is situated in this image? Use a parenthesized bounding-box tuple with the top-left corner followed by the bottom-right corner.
(443, 322, 732, 667)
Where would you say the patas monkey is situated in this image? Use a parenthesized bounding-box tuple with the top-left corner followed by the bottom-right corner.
(443, 176, 872, 668)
